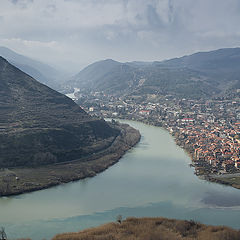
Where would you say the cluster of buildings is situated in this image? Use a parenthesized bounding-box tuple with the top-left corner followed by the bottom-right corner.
(71, 90, 240, 176)
(177, 123, 240, 174)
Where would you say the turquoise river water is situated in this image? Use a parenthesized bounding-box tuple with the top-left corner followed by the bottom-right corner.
(0, 120, 240, 239)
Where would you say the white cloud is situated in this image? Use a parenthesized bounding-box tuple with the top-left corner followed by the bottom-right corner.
(0, 0, 239, 71)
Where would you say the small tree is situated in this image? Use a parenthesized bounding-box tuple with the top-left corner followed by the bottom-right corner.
(116, 215, 122, 224)
(0, 227, 7, 240)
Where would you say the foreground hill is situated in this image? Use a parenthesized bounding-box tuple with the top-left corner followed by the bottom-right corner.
(68, 48, 240, 98)
(0, 46, 65, 89)
(0, 57, 119, 168)
(53, 217, 240, 240)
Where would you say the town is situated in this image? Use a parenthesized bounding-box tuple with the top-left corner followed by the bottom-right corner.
(71, 90, 240, 179)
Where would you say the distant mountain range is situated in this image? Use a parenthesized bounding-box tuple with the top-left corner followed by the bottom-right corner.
(0, 57, 119, 168)
(0, 46, 66, 90)
(67, 47, 240, 98)
(163, 48, 240, 88)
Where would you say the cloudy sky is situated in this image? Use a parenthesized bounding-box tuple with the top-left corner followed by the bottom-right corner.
(0, 0, 240, 72)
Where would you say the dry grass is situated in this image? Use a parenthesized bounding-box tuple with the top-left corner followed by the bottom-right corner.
(52, 217, 240, 240)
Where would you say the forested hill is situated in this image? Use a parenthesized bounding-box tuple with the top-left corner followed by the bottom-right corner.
(68, 48, 240, 98)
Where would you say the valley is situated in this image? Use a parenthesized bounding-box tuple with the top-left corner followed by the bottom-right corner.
(63, 48, 240, 190)
(1, 1, 240, 239)
(1, 119, 240, 240)
(70, 90, 240, 189)
(0, 47, 240, 239)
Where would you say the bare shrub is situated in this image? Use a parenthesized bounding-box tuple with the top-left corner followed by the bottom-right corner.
(52, 217, 240, 240)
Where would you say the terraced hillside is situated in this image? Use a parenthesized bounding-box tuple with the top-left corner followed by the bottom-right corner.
(0, 57, 119, 168)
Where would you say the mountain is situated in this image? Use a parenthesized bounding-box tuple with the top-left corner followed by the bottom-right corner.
(68, 59, 214, 98)
(163, 47, 240, 90)
(68, 48, 240, 98)
(0, 46, 65, 89)
(68, 59, 137, 94)
(163, 48, 240, 72)
(0, 57, 119, 168)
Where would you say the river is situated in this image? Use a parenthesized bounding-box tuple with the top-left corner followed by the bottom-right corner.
(1, 120, 240, 239)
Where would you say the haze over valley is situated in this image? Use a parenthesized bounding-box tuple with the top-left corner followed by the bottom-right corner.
(0, 0, 240, 239)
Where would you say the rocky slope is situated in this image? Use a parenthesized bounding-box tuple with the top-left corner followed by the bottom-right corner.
(0, 57, 120, 168)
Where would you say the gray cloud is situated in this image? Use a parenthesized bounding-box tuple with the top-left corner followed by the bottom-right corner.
(10, 0, 33, 7)
(0, 0, 240, 72)
(147, 4, 163, 28)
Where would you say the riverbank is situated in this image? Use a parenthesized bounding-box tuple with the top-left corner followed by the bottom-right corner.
(113, 116, 240, 190)
(2, 119, 240, 239)
(53, 217, 240, 240)
(0, 122, 141, 197)
(173, 133, 240, 190)
(206, 174, 240, 189)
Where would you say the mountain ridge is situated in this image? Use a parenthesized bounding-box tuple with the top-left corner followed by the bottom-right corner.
(67, 47, 240, 98)
(0, 57, 120, 168)
(0, 46, 66, 89)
